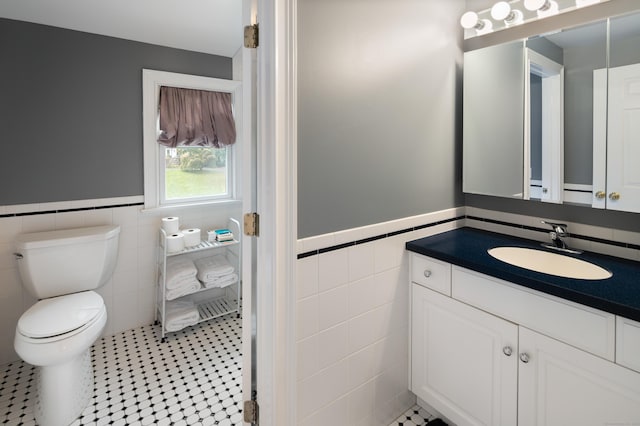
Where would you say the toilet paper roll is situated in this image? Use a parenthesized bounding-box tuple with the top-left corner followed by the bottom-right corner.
(182, 228, 201, 247)
(166, 233, 185, 253)
(162, 217, 180, 234)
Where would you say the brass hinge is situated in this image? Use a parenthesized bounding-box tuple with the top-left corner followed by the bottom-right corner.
(244, 24, 259, 48)
(243, 399, 259, 424)
(244, 212, 259, 237)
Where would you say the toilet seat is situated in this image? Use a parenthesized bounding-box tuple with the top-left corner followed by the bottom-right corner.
(17, 291, 104, 341)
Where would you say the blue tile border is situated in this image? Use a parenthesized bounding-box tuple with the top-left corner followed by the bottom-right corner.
(297, 216, 465, 259)
(298, 214, 640, 260)
(0, 202, 144, 219)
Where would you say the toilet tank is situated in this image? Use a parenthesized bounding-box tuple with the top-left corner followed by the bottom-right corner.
(15, 225, 120, 299)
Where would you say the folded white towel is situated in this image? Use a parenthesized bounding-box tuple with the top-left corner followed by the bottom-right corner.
(165, 277, 201, 300)
(203, 273, 239, 289)
(194, 255, 235, 282)
(165, 257, 197, 289)
(165, 299, 199, 332)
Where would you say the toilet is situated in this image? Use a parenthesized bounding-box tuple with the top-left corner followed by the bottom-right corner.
(13, 225, 120, 426)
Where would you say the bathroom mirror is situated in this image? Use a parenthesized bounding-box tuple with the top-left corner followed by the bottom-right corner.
(463, 40, 525, 199)
(463, 18, 607, 204)
(592, 10, 640, 212)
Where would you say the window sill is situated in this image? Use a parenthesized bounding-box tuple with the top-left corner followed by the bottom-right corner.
(140, 198, 242, 215)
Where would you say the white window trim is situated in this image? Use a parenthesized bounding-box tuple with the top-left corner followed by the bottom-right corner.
(142, 69, 243, 211)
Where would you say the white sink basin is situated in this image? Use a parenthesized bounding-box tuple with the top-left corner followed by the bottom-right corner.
(487, 247, 612, 280)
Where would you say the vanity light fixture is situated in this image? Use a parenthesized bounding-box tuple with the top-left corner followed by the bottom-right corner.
(460, 11, 494, 35)
(524, 0, 559, 18)
(491, 1, 524, 27)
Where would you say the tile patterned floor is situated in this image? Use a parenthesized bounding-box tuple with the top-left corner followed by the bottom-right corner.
(389, 405, 441, 426)
(0, 314, 242, 426)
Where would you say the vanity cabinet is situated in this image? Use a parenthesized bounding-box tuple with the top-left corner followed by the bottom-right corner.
(410, 253, 640, 426)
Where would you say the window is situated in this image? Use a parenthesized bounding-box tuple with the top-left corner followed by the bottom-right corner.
(142, 69, 242, 210)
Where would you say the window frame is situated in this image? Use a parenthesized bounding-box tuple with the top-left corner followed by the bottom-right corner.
(142, 69, 242, 210)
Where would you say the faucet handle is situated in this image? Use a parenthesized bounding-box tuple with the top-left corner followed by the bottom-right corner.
(541, 220, 568, 235)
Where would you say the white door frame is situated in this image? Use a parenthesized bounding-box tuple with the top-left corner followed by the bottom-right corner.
(251, 0, 298, 424)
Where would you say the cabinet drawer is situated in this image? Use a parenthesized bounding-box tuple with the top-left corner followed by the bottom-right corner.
(452, 266, 615, 361)
(411, 254, 451, 296)
(616, 316, 640, 373)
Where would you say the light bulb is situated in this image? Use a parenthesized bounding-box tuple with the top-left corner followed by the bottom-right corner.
(524, 0, 559, 16)
(460, 11, 480, 29)
(460, 11, 493, 34)
(491, 1, 512, 20)
(524, 0, 546, 10)
(491, 1, 524, 26)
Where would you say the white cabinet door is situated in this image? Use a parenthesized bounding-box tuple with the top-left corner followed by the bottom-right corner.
(607, 63, 640, 212)
(411, 284, 518, 426)
(518, 327, 640, 426)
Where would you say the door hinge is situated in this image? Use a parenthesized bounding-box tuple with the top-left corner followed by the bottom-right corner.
(244, 24, 259, 48)
(244, 213, 259, 237)
(243, 399, 259, 424)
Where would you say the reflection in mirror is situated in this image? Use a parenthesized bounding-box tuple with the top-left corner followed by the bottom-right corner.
(593, 11, 640, 212)
(525, 47, 563, 203)
(463, 41, 525, 199)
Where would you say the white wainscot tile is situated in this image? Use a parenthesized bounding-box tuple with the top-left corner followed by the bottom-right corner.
(84, 208, 113, 227)
(613, 229, 640, 247)
(137, 286, 156, 327)
(374, 235, 407, 273)
(21, 213, 55, 233)
(296, 296, 319, 340)
(297, 335, 320, 381)
(115, 229, 139, 274)
(54, 210, 85, 229)
(112, 289, 138, 334)
(112, 206, 140, 228)
(375, 267, 403, 307)
(348, 340, 384, 390)
(138, 224, 159, 247)
(348, 304, 392, 353)
(112, 268, 138, 296)
(318, 249, 349, 292)
(297, 255, 319, 300)
(0, 242, 17, 270)
(0, 325, 19, 364)
(348, 380, 377, 426)
(348, 243, 375, 282)
(318, 322, 349, 370)
(348, 276, 377, 318)
(0, 216, 22, 243)
(300, 395, 349, 426)
(300, 234, 336, 254)
(297, 359, 350, 420)
(318, 285, 349, 331)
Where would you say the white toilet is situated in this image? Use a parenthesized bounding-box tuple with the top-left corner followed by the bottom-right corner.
(13, 225, 120, 426)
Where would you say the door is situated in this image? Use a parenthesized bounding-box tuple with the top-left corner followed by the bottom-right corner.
(411, 284, 518, 426)
(607, 63, 640, 212)
(518, 327, 640, 426)
(241, 0, 257, 421)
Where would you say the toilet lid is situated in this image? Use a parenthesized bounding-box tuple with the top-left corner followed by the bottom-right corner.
(18, 291, 104, 338)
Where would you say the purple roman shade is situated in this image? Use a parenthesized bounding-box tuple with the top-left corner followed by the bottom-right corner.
(158, 86, 236, 148)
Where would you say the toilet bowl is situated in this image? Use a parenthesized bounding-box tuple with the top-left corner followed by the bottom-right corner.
(15, 291, 107, 426)
(13, 225, 119, 426)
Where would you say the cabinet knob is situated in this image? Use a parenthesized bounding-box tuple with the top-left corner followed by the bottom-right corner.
(609, 192, 621, 201)
(595, 191, 606, 199)
(423, 270, 432, 278)
(502, 346, 513, 357)
(519, 353, 530, 364)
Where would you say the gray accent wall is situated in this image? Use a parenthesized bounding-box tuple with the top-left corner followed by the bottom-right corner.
(297, 0, 465, 238)
(0, 18, 231, 205)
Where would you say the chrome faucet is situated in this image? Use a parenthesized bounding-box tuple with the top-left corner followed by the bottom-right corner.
(541, 220, 582, 254)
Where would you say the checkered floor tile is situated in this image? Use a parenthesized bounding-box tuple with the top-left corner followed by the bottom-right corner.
(389, 405, 441, 426)
(1, 315, 242, 426)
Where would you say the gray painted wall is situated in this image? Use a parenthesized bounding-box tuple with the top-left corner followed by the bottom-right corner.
(0, 18, 232, 205)
(297, 0, 465, 238)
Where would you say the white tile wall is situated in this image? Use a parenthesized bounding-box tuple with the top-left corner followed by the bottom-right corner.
(0, 197, 241, 364)
(296, 208, 464, 426)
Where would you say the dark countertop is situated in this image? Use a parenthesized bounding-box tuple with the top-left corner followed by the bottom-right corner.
(406, 227, 640, 322)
